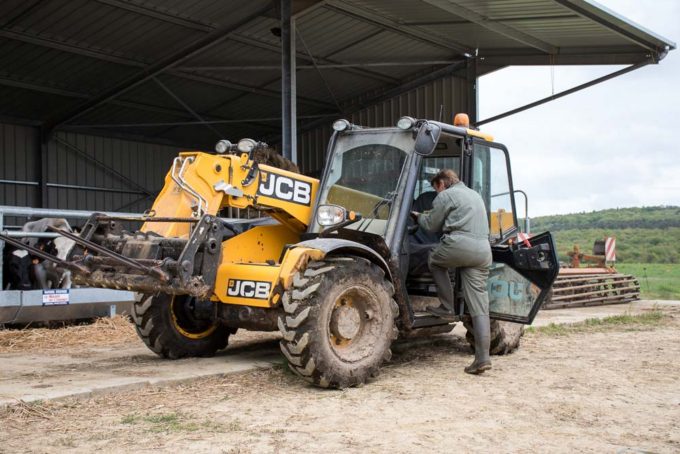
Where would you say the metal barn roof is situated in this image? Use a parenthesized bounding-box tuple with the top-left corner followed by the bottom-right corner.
(0, 0, 675, 149)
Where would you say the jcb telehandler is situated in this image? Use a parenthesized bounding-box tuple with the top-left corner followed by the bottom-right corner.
(9, 116, 559, 388)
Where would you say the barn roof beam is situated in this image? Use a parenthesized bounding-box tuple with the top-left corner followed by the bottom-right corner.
(226, 34, 398, 84)
(553, 0, 668, 54)
(94, 0, 399, 85)
(0, 29, 335, 110)
(421, 0, 558, 54)
(0, 29, 148, 67)
(476, 60, 650, 126)
(177, 60, 459, 70)
(0, 75, 282, 131)
(43, 5, 272, 132)
(291, 57, 470, 140)
(324, 1, 471, 55)
(93, 0, 215, 32)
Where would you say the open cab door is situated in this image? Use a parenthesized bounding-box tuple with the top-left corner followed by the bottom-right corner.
(469, 138, 559, 324)
(488, 232, 559, 324)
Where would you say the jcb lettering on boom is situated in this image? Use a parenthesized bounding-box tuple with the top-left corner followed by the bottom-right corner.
(227, 279, 271, 299)
(258, 172, 311, 205)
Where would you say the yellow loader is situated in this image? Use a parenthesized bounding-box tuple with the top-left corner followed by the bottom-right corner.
(5, 116, 559, 388)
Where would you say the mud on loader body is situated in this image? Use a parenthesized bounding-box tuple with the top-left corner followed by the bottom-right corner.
(32, 118, 560, 388)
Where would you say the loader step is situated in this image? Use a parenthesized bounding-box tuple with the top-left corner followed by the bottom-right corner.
(412, 311, 457, 328)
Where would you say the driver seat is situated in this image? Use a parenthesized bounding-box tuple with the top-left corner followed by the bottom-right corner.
(406, 192, 455, 294)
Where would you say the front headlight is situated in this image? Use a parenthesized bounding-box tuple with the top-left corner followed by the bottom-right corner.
(215, 139, 232, 154)
(397, 116, 415, 130)
(332, 119, 351, 132)
(317, 204, 346, 226)
(238, 138, 257, 153)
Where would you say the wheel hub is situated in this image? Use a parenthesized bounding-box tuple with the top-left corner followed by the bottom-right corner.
(330, 302, 362, 342)
(170, 296, 217, 339)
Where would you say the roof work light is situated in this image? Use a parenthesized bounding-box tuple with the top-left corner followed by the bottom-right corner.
(453, 113, 470, 128)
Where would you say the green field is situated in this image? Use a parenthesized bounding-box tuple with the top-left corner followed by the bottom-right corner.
(616, 263, 680, 301)
(532, 206, 680, 264)
(549, 227, 680, 264)
(531, 207, 680, 301)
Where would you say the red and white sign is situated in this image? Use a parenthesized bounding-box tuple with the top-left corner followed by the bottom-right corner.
(42, 289, 70, 306)
(518, 232, 532, 248)
(605, 237, 616, 262)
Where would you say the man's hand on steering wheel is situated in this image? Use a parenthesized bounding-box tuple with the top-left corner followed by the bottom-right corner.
(407, 211, 420, 234)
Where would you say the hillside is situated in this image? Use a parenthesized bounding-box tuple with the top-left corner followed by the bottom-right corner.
(531, 206, 680, 264)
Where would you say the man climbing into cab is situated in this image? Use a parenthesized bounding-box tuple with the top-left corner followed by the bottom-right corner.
(411, 169, 493, 375)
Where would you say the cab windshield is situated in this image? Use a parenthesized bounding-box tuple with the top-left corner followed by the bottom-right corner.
(312, 130, 413, 236)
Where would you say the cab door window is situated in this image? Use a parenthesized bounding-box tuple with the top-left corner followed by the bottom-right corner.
(472, 143, 517, 241)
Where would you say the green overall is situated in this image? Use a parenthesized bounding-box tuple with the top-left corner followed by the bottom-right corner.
(417, 182, 492, 316)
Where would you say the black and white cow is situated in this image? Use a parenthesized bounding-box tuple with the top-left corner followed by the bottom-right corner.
(2, 218, 76, 290)
(3, 246, 33, 290)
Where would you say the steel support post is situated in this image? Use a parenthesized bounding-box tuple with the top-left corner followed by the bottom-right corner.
(466, 57, 478, 124)
(39, 129, 50, 208)
(0, 211, 4, 287)
(290, 17, 297, 164)
(281, 0, 297, 163)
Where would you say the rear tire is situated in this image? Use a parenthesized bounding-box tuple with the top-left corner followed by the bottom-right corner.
(278, 257, 399, 389)
(132, 293, 231, 359)
(464, 318, 524, 355)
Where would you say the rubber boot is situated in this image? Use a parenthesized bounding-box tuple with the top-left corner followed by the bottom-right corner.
(427, 264, 456, 319)
(465, 315, 492, 374)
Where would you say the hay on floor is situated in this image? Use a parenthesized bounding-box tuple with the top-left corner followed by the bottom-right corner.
(0, 316, 137, 353)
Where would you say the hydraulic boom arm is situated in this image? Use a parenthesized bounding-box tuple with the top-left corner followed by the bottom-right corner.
(143, 151, 318, 237)
(47, 148, 319, 301)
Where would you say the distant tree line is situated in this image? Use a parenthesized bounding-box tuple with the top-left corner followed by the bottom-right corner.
(531, 206, 680, 264)
(532, 206, 680, 232)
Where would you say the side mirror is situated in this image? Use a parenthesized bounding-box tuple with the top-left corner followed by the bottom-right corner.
(413, 121, 441, 156)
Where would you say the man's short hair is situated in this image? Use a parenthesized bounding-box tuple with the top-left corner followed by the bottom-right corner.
(431, 169, 460, 188)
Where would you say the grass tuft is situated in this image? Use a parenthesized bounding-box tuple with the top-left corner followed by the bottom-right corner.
(527, 310, 666, 336)
(119, 412, 205, 433)
(120, 414, 139, 424)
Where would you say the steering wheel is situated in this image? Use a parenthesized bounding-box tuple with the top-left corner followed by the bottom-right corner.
(407, 215, 419, 234)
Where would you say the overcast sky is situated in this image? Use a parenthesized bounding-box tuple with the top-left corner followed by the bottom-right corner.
(478, 0, 679, 217)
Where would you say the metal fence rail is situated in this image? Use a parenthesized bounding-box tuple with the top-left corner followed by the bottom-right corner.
(0, 205, 143, 325)
(0, 205, 142, 285)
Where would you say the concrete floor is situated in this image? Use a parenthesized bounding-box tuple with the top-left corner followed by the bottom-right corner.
(0, 300, 676, 408)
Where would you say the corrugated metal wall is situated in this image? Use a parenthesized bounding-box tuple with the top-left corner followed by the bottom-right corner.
(298, 75, 469, 175)
(0, 123, 40, 211)
(1, 124, 182, 226)
(1, 75, 468, 222)
(46, 132, 181, 214)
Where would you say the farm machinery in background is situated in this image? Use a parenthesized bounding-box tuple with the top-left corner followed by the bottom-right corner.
(543, 237, 641, 309)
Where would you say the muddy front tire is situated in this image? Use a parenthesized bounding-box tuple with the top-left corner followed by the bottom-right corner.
(464, 319, 524, 355)
(132, 293, 230, 359)
(278, 257, 399, 389)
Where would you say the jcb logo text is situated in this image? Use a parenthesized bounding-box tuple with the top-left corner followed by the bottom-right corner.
(227, 279, 271, 300)
(258, 172, 311, 206)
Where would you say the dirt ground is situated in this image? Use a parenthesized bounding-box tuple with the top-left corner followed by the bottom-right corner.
(1, 306, 679, 453)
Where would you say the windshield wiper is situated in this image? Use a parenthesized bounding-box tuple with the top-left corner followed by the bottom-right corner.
(357, 191, 397, 233)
